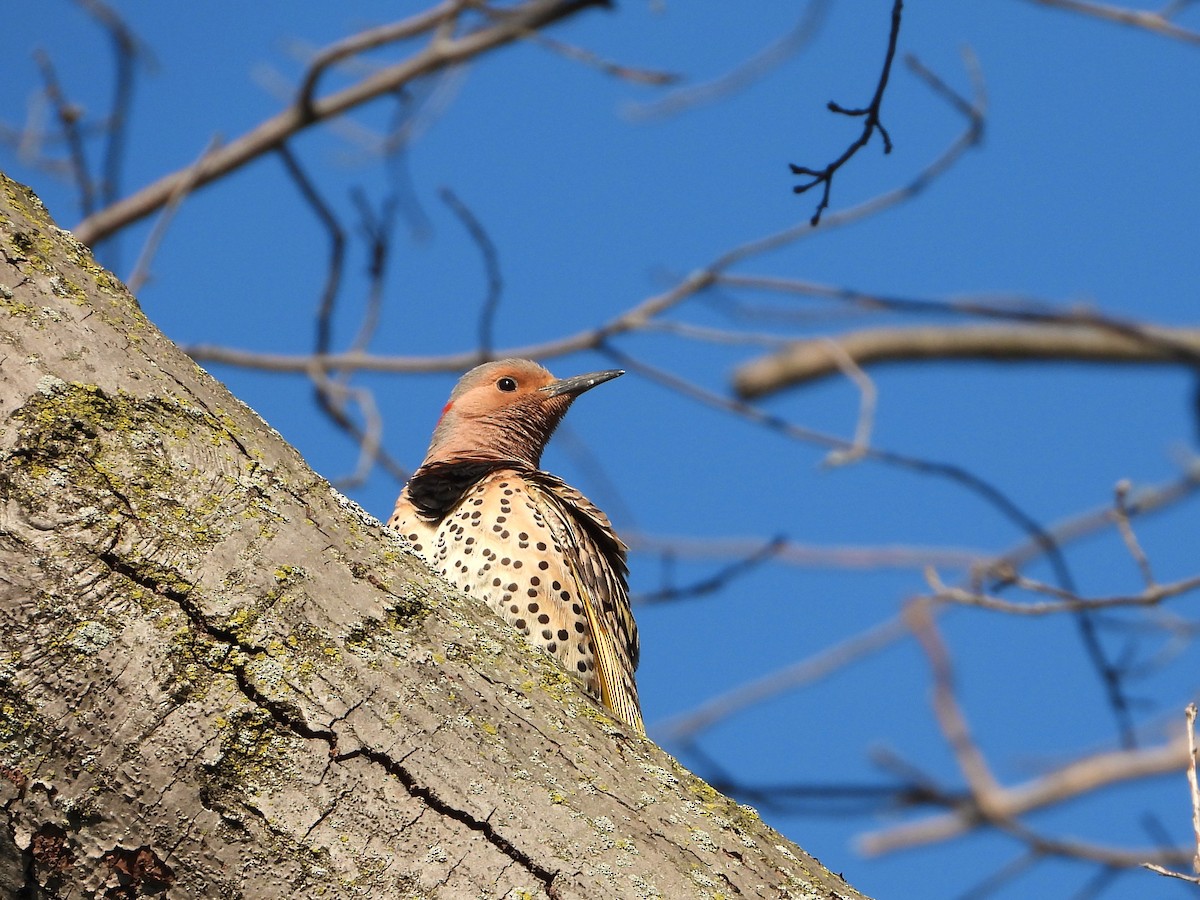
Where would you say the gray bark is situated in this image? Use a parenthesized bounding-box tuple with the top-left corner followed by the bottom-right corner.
(0, 173, 871, 900)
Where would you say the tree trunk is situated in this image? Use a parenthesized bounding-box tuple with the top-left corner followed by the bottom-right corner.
(0, 173, 870, 900)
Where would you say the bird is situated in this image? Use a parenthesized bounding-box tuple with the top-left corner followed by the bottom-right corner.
(388, 358, 643, 734)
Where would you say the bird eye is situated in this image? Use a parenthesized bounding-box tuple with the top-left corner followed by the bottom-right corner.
(497, 377, 518, 392)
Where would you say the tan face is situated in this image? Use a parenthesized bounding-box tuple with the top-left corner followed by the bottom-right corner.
(437, 359, 559, 426)
(423, 358, 623, 468)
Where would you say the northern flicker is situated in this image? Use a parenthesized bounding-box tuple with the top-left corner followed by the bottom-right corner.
(388, 358, 643, 733)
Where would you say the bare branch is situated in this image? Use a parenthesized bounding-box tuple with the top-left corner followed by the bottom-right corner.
(656, 615, 911, 742)
(860, 733, 1191, 855)
(733, 323, 1200, 399)
(73, 0, 610, 246)
(904, 599, 1000, 802)
(295, 2, 462, 110)
(624, 533, 985, 571)
(928, 571, 1200, 615)
(626, 0, 829, 119)
(180, 50, 986, 377)
(1027, 0, 1200, 44)
(657, 466, 1200, 741)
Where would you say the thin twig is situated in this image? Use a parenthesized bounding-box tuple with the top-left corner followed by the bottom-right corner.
(275, 144, 346, 356)
(439, 187, 502, 357)
(955, 851, 1042, 900)
(716, 48, 985, 269)
(527, 32, 680, 85)
(626, 0, 829, 119)
(927, 571, 1200, 616)
(347, 188, 396, 356)
(1141, 862, 1200, 883)
(1113, 479, 1156, 588)
(636, 537, 785, 605)
(817, 337, 877, 467)
(790, 0, 903, 224)
(74, 0, 154, 267)
(33, 49, 95, 217)
(126, 136, 223, 294)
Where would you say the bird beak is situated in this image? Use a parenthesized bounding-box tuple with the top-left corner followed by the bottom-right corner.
(540, 369, 624, 398)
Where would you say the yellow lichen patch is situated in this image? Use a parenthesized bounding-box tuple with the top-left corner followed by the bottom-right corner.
(207, 706, 301, 801)
(0, 680, 47, 767)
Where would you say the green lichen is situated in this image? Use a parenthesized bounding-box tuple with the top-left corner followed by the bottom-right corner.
(342, 586, 433, 660)
(207, 707, 298, 801)
(6, 381, 285, 561)
(166, 623, 244, 703)
(0, 677, 48, 766)
(3, 175, 141, 321)
(277, 621, 342, 683)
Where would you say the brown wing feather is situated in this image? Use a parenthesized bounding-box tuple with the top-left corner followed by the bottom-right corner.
(529, 473, 643, 733)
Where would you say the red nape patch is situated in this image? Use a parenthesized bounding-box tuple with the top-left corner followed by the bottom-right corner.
(436, 400, 453, 425)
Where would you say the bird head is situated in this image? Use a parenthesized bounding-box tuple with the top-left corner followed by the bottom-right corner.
(423, 358, 623, 469)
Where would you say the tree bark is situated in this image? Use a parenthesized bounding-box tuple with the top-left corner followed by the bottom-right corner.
(0, 173, 870, 899)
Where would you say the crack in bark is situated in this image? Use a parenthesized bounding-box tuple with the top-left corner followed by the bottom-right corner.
(97, 551, 338, 750)
(336, 745, 561, 899)
(159, 368, 255, 462)
(98, 549, 561, 895)
(302, 786, 357, 841)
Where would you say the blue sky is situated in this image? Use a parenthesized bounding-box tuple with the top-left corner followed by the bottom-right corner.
(6, 2, 1200, 897)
